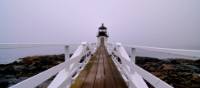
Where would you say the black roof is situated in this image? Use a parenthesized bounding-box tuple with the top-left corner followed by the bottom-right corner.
(97, 32, 108, 37)
(99, 23, 107, 30)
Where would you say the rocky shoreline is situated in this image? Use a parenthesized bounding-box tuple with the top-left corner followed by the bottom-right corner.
(136, 56, 200, 88)
(0, 54, 200, 88)
(0, 54, 65, 88)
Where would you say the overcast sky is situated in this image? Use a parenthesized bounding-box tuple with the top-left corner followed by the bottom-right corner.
(0, 0, 200, 50)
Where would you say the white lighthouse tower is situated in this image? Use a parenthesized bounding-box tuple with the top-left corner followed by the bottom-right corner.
(97, 23, 109, 47)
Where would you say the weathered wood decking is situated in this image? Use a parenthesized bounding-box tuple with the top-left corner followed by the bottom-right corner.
(70, 42, 128, 88)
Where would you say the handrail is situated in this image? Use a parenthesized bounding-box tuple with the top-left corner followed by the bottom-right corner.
(124, 44, 200, 58)
(48, 42, 93, 88)
(9, 62, 68, 88)
(111, 43, 174, 88)
(9, 42, 93, 88)
(112, 43, 148, 88)
(134, 64, 173, 88)
(7, 42, 192, 88)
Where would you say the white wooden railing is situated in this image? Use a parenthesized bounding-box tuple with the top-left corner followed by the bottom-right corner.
(110, 43, 174, 88)
(124, 44, 200, 60)
(112, 43, 149, 88)
(109, 43, 200, 88)
(6, 42, 200, 88)
(9, 42, 94, 88)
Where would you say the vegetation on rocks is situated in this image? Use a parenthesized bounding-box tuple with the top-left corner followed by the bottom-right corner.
(0, 54, 65, 88)
(136, 56, 200, 88)
(1, 54, 200, 88)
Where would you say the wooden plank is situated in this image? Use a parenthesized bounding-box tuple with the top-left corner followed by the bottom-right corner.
(103, 50, 117, 88)
(94, 53, 105, 88)
(70, 55, 96, 88)
(107, 53, 128, 88)
(70, 40, 128, 88)
(81, 50, 99, 88)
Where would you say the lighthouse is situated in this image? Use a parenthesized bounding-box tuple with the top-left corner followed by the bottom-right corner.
(97, 23, 109, 47)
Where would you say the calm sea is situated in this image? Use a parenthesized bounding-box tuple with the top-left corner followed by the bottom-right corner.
(0, 44, 78, 64)
(0, 44, 199, 64)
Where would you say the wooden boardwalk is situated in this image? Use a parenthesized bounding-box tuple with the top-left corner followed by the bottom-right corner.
(70, 41, 128, 88)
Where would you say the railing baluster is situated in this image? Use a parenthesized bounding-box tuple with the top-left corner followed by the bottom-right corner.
(111, 43, 149, 88)
(110, 43, 175, 88)
(9, 42, 96, 88)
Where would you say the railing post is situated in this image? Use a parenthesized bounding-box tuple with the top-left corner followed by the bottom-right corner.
(65, 45, 70, 61)
(131, 48, 136, 64)
(128, 48, 136, 74)
(49, 43, 88, 88)
(64, 45, 71, 72)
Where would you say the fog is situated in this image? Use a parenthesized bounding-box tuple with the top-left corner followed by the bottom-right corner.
(0, 0, 200, 50)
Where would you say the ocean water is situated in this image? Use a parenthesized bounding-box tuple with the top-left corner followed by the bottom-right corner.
(1, 44, 199, 64)
(124, 46, 200, 60)
(0, 44, 78, 64)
